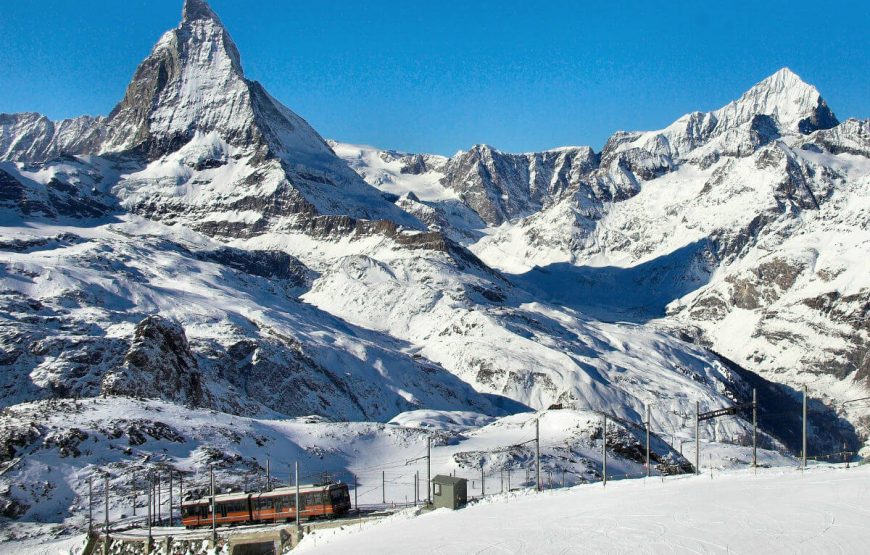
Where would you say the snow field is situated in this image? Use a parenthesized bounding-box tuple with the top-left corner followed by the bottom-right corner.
(296, 464, 870, 554)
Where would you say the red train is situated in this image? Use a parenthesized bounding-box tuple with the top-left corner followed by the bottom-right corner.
(181, 483, 351, 528)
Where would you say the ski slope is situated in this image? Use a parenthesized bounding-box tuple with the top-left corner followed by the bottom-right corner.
(297, 465, 869, 554)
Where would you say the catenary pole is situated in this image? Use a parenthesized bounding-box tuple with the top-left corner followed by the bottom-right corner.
(147, 475, 152, 543)
(88, 475, 93, 534)
(210, 466, 216, 544)
(695, 401, 701, 474)
(535, 417, 541, 492)
(168, 471, 173, 527)
(267, 459, 271, 491)
(802, 385, 808, 469)
(132, 471, 136, 517)
(157, 472, 161, 525)
(103, 474, 109, 555)
(752, 388, 758, 468)
(382, 471, 385, 504)
(295, 462, 301, 531)
(602, 414, 607, 487)
(353, 474, 358, 511)
(646, 404, 651, 477)
(427, 436, 432, 504)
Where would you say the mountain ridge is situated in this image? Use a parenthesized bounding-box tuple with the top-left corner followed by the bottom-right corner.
(0, 0, 867, 543)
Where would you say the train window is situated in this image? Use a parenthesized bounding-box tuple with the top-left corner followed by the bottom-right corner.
(200, 505, 208, 518)
(224, 500, 245, 513)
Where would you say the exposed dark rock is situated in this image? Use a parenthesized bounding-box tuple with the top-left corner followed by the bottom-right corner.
(797, 97, 839, 134)
(101, 316, 209, 407)
(198, 247, 310, 286)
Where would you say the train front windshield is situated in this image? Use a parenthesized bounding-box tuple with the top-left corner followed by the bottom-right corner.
(330, 487, 350, 505)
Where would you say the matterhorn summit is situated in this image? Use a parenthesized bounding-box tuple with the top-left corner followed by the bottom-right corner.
(0, 0, 420, 231)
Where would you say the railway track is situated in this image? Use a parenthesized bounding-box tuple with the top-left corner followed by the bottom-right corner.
(103, 507, 397, 541)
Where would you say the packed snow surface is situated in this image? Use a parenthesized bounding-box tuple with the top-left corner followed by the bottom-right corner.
(298, 464, 869, 554)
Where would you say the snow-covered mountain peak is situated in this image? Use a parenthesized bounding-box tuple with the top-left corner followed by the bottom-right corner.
(715, 67, 837, 135)
(599, 68, 839, 167)
(98, 0, 250, 156)
(182, 0, 222, 23)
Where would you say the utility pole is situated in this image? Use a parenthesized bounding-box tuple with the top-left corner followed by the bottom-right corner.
(802, 385, 808, 469)
(427, 436, 432, 504)
(646, 404, 651, 478)
(103, 474, 109, 555)
(695, 401, 701, 475)
(295, 462, 301, 531)
(132, 470, 136, 517)
(382, 471, 386, 504)
(88, 475, 93, 535)
(168, 471, 173, 527)
(156, 472, 161, 525)
(535, 417, 541, 492)
(267, 459, 271, 491)
(500, 467, 504, 494)
(752, 388, 758, 468)
(507, 467, 511, 491)
(210, 466, 216, 545)
(602, 414, 607, 487)
(353, 474, 358, 511)
(146, 475, 152, 544)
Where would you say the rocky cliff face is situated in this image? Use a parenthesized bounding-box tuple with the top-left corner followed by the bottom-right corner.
(102, 315, 208, 406)
(439, 145, 598, 225)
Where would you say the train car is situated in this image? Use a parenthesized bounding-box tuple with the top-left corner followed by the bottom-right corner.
(182, 483, 351, 528)
(181, 492, 252, 528)
(252, 483, 351, 523)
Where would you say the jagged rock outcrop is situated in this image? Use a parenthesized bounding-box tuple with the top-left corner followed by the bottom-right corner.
(102, 316, 209, 406)
(439, 145, 598, 225)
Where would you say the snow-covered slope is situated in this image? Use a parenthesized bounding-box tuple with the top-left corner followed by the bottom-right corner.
(0, 396, 794, 541)
(0, 0, 865, 545)
(467, 115, 869, 435)
(297, 464, 866, 555)
(0, 217, 506, 421)
(335, 70, 867, 441)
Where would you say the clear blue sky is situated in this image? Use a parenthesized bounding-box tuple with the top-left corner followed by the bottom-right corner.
(1, 0, 867, 155)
